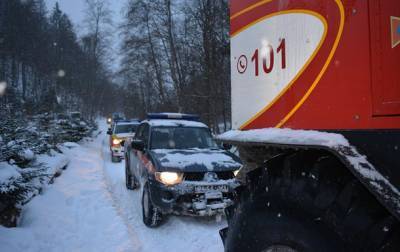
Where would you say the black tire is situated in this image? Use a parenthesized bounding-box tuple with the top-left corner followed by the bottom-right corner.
(225, 194, 344, 252)
(224, 152, 399, 252)
(125, 160, 138, 190)
(142, 184, 163, 227)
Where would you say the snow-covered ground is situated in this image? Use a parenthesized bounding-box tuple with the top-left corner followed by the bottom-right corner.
(0, 122, 225, 252)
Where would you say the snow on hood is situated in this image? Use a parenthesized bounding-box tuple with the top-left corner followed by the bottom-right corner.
(151, 149, 241, 172)
(115, 132, 135, 139)
(217, 128, 349, 147)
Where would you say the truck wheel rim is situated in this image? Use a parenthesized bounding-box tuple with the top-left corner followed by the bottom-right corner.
(262, 245, 298, 252)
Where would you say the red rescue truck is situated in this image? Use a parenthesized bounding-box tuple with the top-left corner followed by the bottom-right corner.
(219, 0, 400, 251)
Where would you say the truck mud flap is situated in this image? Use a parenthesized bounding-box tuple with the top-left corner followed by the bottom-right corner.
(224, 204, 235, 224)
(219, 227, 229, 246)
(220, 203, 237, 246)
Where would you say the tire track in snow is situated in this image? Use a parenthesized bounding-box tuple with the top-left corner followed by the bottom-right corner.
(98, 136, 143, 251)
(98, 123, 226, 252)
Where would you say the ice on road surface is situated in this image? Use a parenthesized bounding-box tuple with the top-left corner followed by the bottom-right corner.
(0, 122, 226, 252)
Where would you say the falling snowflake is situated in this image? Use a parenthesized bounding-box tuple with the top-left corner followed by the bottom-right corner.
(57, 70, 66, 78)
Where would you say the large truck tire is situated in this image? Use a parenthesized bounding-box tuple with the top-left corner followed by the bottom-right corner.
(224, 196, 344, 251)
(224, 152, 399, 252)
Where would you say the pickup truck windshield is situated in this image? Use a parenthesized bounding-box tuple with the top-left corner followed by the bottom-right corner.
(114, 124, 137, 134)
(151, 127, 217, 149)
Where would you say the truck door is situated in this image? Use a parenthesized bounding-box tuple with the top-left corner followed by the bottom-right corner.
(130, 124, 144, 178)
(131, 123, 150, 180)
(369, 0, 400, 116)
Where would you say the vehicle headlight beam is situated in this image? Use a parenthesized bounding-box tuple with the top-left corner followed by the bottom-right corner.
(155, 171, 183, 186)
(112, 138, 122, 145)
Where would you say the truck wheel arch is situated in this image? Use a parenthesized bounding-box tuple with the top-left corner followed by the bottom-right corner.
(225, 145, 400, 250)
(235, 143, 400, 221)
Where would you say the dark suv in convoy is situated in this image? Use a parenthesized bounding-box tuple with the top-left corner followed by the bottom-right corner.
(124, 113, 242, 227)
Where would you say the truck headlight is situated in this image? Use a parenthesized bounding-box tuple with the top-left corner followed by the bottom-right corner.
(107, 117, 112, 123)
(155, 172, 183, 186)
(112, 138, 122, 145)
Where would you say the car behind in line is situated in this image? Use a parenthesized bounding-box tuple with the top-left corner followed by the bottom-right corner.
(108, 119, 140, 162)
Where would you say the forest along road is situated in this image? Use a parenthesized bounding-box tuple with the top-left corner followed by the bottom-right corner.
(0, 122, 226, 252)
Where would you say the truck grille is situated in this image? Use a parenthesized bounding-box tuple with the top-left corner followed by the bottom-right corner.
(184, 171, 234, 181)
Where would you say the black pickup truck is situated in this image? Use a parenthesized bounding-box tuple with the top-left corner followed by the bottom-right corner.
(124, 113, 242, 227)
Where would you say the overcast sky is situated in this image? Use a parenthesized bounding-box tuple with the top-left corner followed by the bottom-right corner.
(45, 0, 125, 31)
(45, 0, 126, 71)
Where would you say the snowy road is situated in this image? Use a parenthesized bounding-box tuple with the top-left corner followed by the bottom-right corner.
(0, 124, 226, 252)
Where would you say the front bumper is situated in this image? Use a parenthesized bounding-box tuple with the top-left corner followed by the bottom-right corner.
(148, 179, 240, 216)
(111, 146, 124, 157)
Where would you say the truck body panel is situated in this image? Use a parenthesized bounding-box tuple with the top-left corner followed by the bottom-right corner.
(230, 0, 400, 130)
(222, 2, 400, 249)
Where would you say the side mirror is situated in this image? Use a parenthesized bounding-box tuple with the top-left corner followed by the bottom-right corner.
(131, 139, 145, 151)
(222, 143, 232, 151)
(107, 128, 112, 135)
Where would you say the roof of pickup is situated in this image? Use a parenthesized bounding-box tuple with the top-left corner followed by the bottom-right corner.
(142, 119, 208, 128)
(115, 120, 140, 125)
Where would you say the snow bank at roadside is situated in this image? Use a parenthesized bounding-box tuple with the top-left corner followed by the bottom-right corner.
(0, 144, 72, 227)
(0, 141, 78, 196)
(0, 134, 135, 252)
(0, 149, 69, 195)
(0, 163, 22, 190)
(61, 142, 80, 148)
(37, 150, 69, 175)
(0, 163, 20, 182)
(18, 149, 35, 162)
